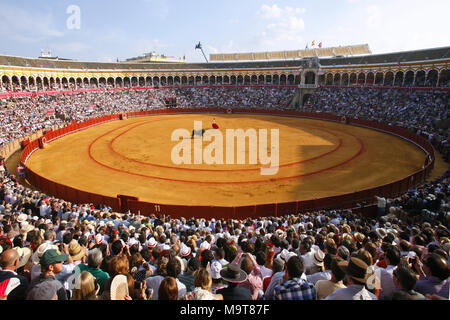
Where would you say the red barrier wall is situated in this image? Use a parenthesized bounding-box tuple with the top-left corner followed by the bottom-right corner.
(20, 108, 435, 220)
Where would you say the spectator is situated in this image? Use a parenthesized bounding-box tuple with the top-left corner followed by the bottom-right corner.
(391, 265, 426, 300)
(71, 271, 99, 300)
(26, 249, 68, 300)
(325, 257, 377, 300)
(273, 255, 316, 300)
(182, 267, 223, 300)
(216, 263, 251, 300)
(76, 248, 110, 294)
(158, 276, 178, 300)
(0, 249, 29, 300)
(315, 256, 347, 299)
(415, 253, 450, 298)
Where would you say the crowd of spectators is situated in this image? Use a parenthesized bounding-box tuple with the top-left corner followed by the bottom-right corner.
(305, 88, 449, 162)
(0, 87, 295, 147)
(0, 86, 449, 300)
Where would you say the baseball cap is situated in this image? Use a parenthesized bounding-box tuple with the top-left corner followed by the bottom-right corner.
(40, 249, 68, 267)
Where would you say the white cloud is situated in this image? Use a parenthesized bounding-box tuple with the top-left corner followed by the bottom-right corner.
(257, 4, 283, 19)
(255, 4, 306, 50)
(0, 4, 64, 43)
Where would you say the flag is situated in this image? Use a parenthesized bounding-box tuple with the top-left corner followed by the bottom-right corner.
(311, 40, 315, 47)
(305, 44, 309, 50)
(195, 42, 202, 50)
(318, 42, 323, 48)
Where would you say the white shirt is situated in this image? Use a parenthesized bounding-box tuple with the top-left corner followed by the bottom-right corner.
(307, 270, 332, 284)
(325, 284, 378, 300)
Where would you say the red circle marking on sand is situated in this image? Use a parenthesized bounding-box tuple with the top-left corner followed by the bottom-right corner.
(87, 117, 366, 184)
(106, 120, 345, 172)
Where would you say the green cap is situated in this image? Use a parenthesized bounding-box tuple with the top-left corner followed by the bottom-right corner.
(40, 249, 68, 267)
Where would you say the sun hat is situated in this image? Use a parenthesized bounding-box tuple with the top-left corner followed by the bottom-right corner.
(280, 249, 297, 263)
(180, 244, 191, 257)
(147, 237, 157, 248)
(39, 249, 68, 267)
(200, 241, 211, 250)
(220, 263, 247, 283)
(17, 213, 28, 224)
(337, 257, 370, 283)
(20, 224, 35, 236)
(31, 242, 58, 264)
(14, 247, 32, 269)
(110, 274, 129, 300)
(312, 249, 325, 267)
(69, 240, 86, 261)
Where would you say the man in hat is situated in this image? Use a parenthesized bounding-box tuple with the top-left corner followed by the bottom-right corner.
(0, 249, 29, 300)
(216, 263, 251, 300)
(315, 256, 347, 299)
(273, 256, 316, 300)
(26, 249, 69, 300)
(325, 257, 377, 300)
(307, 252, 332, 285)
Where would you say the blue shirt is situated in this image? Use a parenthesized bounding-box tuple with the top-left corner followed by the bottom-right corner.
(273, 277, 317, 300)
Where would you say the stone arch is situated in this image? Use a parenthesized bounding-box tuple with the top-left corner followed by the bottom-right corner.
(20, 76, 28, 90)
(415, 70, 426, 86)
(107, 77, 115, 87)
(116, 77, 123, 88)
(341, 73, 349, 86)
(99, 77, 106, 87)
(374, 72, 383, 85)
(404, 70, 414, 86)
(384, 72, 394, 86)
(90, 77, 98, 88)
(394, 71, 404, 86)
(426, 70, 438, 86)
(349, 73, 357, 85)
(357, 73, 365, 85)
(258, 75, 265, 84)
(437, 69, 449, 86)
(333, 73, 341, 86)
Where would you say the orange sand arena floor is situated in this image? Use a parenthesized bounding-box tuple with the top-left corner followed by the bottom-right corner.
(26, 113, 428, 207)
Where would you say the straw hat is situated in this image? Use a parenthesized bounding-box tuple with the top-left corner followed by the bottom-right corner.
(110, 275, 129, 300)
(32, 243, 58, 264)
(14, 247, 32, 269)
(69, 240, 86, 261)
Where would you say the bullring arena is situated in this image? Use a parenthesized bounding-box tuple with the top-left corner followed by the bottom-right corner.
(25, 111, 427, 208)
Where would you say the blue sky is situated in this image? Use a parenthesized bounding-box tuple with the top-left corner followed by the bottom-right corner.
(0, 0, 448, 62)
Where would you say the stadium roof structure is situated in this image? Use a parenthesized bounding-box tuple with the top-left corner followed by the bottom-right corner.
(210, 44, 372, 62)
(0, 46, 448, 71)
